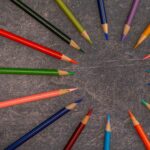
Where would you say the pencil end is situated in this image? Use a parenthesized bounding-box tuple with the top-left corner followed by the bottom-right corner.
(104, 33, 109, 40)
(121, 34, 126, 41)
(79, 48, 85, 53)
(75, 98, 83, 104)
(107, 114, 111, 122)
(69, 88, 78, 92)
(82, 31, 93, 44)
(68, 71, 75, 75)
(70, 59, 79, 64)
(143, 54, 150, 60)
(87, 108, 93, 116)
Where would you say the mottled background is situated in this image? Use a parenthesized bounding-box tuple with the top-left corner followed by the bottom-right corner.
(0, 0, 150, 150)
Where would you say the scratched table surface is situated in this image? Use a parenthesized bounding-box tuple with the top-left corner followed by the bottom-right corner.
(0, 0, 150, 150)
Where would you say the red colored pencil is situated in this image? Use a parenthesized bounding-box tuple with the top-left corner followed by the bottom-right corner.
(0, 29, 78, 64)
(128, 111, 150, 150)
(143, 54, 150, 60)
(64, 109, 93, 150)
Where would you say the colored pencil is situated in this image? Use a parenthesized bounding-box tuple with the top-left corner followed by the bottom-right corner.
(146, 83, 150, 86)
(143, 54, 150, 60)
(145, 69, 150, 73)
(0, 29, 78, 64)
(0, 67, 75, 76)
(10, 0, 84, 52)
(64, 108, 93, 150)
(104, 114, 111, 150)
(134, 24, 150, 48)
(5, 99, 82, 150)
(0, 88, 78, 108)
(141, 99, 150, 111)
(121, 0, 141, 41)
(128, 111, 150, 149)
(55, 0, 92, 44)
(97, 0, 109, 40)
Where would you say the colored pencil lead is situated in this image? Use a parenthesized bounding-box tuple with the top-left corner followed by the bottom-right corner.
(128, 110, 150, 149)
(64, 108, 93, 150)
(79, 48, 85, 53)
(121, 0, 141, 41)
(143, 54, 150, 60)
(104, 114, 111, 150)
(141, 99, 150, 110)
(104, 33, 109, 41)
(11, 0, 83, 52)
(0, 88, 78, 108)
(55, 0, 92, 44)
(5, 99, 83, 150)
(134, 24, 150, 48)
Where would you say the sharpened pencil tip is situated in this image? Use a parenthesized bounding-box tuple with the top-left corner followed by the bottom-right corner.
(68, 71, 75, 75)
(75, 98, 83, 104)
(70, 59, 79, 64)
(141, 99, 147, 105)
(69, 88, 78, 92)
(87, 108, 93, 116)
(128, 110, 133, 118)
(121, 34, 126, 41)
(143, 55, 150, 60)
(104, 33, 109, 40)
(107, 114, 111, 122)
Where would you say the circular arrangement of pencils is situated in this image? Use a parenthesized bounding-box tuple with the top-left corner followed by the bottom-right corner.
(0, 0, 150, 150)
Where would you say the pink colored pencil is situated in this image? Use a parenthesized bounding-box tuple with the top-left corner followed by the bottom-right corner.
(0, 88, 77, 108)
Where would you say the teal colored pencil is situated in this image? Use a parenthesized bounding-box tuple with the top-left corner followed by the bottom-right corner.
(104, 114, 111, 150)
(145, 70, 150, 73)
(141, 99, 150, 110)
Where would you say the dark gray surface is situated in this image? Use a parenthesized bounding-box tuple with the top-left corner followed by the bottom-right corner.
(0, 0, 150, 149)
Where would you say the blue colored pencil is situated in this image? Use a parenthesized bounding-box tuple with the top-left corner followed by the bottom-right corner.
(104, 114, 111, 150)
(5, 99, 82, 150)
(145, 83, 150, 86)
(97, 0, 109, 40)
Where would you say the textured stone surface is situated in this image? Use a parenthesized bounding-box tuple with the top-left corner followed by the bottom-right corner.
(0, 0, 150, 150)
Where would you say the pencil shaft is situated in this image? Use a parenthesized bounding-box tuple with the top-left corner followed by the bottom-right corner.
(0, 29, 76, 64)
(125, 0, 140, 26)
(0, 68, 66, 76)
(97, 0, 107, 24)
(104, 132, 111, 150)
(11, 0, 71, 44)
(0, 89, 74, 108)
(5, 99, 82, 150)
(64, 109, 92, 150)
(55, 0, 84, 33)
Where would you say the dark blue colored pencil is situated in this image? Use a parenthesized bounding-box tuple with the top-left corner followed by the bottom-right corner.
(5, 99, 82, 150)
(97, 0, 109, 40)
(146, 83, 150, 86)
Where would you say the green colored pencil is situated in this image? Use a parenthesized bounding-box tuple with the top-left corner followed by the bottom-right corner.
(0, 68, 75, 76)
(55, 0, 92, 44)
(141, 99, 150, 111)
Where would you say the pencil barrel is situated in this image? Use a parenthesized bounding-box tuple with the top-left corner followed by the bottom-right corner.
(11, 0, 71, 44)
(55, 0, 84, 33)
(126, 0, 140, 25)
(5, 108, 69, 150)
(0, 68, 60, 76)
(97, 0, 107, 24)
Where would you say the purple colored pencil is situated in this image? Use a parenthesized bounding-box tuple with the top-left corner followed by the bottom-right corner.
(121, 0, 141, 41)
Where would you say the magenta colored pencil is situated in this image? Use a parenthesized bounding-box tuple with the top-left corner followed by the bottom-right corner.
(121, 0, 141, 41)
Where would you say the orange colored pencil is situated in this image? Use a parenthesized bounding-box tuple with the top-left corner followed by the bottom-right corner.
(134, 24, 150, 48)
(128, 110, 150, 150)
(0, 88, 78, 108)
